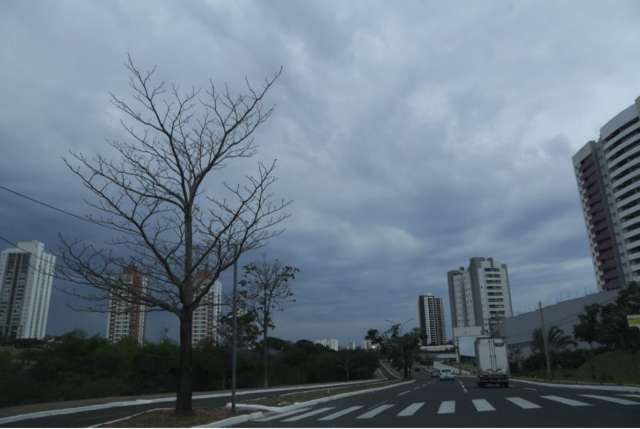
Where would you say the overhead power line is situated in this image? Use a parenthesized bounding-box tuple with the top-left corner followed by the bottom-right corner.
(0, 184, 107, 228)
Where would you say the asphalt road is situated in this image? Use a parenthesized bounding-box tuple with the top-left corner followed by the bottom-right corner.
(0, 382, 373, 428)
(239, 372, 640, 428)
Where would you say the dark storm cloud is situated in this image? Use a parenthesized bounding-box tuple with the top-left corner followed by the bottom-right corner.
(2, 1, 640, 345)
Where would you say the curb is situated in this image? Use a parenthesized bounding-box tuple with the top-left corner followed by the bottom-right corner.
(512, 378, 640, 393)
(204, 379, 415, 426)
(196, 411, 263, 428)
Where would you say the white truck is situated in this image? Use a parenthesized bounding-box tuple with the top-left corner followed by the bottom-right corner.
(475, 336, 510, 388)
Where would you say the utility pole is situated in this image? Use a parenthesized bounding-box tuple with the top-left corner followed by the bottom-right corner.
(538, 301, 552, 380)
(231, 257, 238, 413)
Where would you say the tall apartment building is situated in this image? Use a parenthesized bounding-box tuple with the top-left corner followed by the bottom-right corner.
(417, 294, 446, 345)
(192, 279, 222, 346)
(573, 97, 640, 291)
(0, 241, 55, 339)
(448, 257, 513, 336)
(106, 265, 147, 345)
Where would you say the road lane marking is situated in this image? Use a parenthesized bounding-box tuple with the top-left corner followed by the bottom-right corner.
(437, 401, 455, 414)
(398, 390, 411, 396)
(580, 394, 640, 405)
(506, 397, 541, 409)
(398, 402, 424, 417)
(356, 404, 394, 419)
(318, 406, 363, 421)
(622, 394, 640, 399)
(282, 407, 334, 422)
(256, 407, 311, 422)
(541, 395, 591, 407)
(472, 399, 495, 412)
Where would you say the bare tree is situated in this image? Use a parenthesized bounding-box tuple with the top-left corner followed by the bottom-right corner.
(59, 55, 289, 415)
(242, 257, 298, 387)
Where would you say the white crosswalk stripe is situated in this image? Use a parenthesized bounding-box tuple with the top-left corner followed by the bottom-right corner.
(317, 406, 363, 421)
(541, 395, 591, 406)
(580, 394, 640, 405)
(397, 402, 424, 417)
(356, 404, 395, 419)
(472, 399, 495, 412)
(264, 391, 640, 423)
(282, 407, 334, 422)
(438, 400, 455, 414)
(255, 407, 311, 422)
(506, 397, 541, 409)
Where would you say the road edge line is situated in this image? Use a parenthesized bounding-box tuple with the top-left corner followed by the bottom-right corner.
(512, 378, 640, 393)
(88, 407, 172, 428)
(0, 379, 381, 425)
(196, 411, 263, 428)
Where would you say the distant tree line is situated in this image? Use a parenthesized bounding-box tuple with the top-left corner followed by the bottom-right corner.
(0, 330, 378, 408)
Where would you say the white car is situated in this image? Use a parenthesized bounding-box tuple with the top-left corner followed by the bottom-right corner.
(439, 368, 455, 381)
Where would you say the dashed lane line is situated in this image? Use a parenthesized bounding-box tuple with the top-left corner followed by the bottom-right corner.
(397, 402, 425, 417)
(398, 390, 411, 396)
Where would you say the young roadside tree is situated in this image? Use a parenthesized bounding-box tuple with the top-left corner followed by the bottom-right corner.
(531, 325, 575, 371)
(60, 56, 289, 415)
(574, 304, 601, 351)
(242, 258, 298, 387)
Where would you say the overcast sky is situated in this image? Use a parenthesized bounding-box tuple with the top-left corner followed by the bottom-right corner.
(1, 1, 640, 346)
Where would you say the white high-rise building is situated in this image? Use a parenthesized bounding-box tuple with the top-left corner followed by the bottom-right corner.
(573, 97, 640, 291)
(448, 257, 513, 336)
(106, 265, 147, 345)
(192, 279, 222, 346)
(0, 241, 55, 340)
(417, 294, 446, 345)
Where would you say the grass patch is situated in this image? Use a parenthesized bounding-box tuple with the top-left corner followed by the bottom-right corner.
(245, 380, 399, 407)
(100, 407, 249, 428)
(514, 350, 640, 386)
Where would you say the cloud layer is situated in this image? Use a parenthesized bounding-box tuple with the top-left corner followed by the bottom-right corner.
(1, 1, 640, 344)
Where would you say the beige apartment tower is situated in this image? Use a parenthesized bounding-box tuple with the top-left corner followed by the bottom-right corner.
(106, 265, 147, 345)
(448, 257, 513, 336)
(573, 97, 640, 291)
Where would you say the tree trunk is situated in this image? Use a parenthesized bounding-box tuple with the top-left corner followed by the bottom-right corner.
(262, 319, 269, 387)
(176, 309, 193, 416)
(176, 210, 194, 416)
